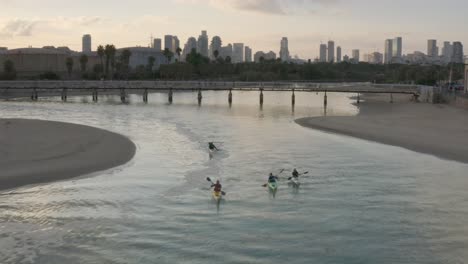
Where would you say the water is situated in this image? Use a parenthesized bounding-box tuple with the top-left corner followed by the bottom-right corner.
(1, 91, 467, 264)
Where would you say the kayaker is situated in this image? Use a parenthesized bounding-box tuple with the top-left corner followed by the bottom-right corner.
(211, 180, 222, 192)
(268, 173, 278, 183)
(292, 169, 299, 179)
(208, 142, 219, 151)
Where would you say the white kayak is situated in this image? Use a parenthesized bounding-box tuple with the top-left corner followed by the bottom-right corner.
(290, 177, 300, 187)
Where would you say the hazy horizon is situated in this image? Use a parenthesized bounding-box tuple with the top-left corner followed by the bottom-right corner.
(0, 0, 467, 59)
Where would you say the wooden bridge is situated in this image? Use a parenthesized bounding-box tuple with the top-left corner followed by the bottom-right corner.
(0, 80, 426, 105)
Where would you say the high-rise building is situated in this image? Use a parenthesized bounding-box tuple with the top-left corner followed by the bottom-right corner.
(164, 35, 175, 52)
(385, 39, 393, 64)
(233, 43, 244, 63)
(352, 49, 360, 63)
(319, 44, 327, 62)
(82, 34, 92, 53)
(280, 37, 290, 62)
(210, 36, 222, 60)
(153, 38, 162, 51)
(182, 37, 197, 61)
(392, 37, 402, 58)
(442, 41, 453, 63)
(427, 39, 438, 57)
(343, 55, 350, 62)
(174, 37, 180, 51)
(197, 30, 209, 57)
(336, 46, 342, 63)
(245, 46, 252, 62)
(327, 41, 335, 63)
(220, 44, 233, 60)
(452, 42, 464, 63)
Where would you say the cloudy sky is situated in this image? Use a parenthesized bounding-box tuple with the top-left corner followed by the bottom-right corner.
(0, 0, 466, 59)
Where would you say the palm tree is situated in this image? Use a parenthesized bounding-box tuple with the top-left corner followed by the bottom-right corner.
(97, 45, 105, 75)
(120, 49, 132, 79)
(213, 50, 219, 61)
(176, 47, 182, 62)
(225, 56, 232, 64)
(65, 57, 74, 79)
(104, 44, 116, 78)
(79, 54, 88, 73)
(147, 56, 156, 78)
(163, 48, 173, 64)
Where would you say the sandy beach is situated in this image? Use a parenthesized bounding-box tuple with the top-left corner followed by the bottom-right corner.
(0, 119, 136, 191)
(296, 94, 468, 164)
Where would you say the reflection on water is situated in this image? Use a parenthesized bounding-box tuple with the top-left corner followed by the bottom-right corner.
(1, 91, 468, 264)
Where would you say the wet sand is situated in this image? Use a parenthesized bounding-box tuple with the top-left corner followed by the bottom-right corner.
(0, 119, 136, 191)
(296, 94, 468, 164)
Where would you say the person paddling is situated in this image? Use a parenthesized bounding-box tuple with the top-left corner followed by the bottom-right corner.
(208, 142, 219, 151)
(211, 180, 222, 193)
(292, 169, 299, 179)
(268, 173, 278, 183)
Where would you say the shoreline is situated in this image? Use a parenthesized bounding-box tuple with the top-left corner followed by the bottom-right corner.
(296, 94, 468, 164)
(0, 119, 136, 191)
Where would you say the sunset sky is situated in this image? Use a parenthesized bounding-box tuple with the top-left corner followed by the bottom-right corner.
(0, 0, 466, 59)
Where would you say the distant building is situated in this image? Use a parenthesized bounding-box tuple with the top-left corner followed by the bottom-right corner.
(319, 44, 327, 62)
(452, 42, 464, 63)
(254, 51, 276, 62)
(327, 41, 335, 62)
(343, 55, 350, 63)
(465, 58, 468, 93)
(442, 41, 453, 64)
(153, 38, 162, 51)
(336, 46, 342, 63)
(164, 35, 176, 52)
(427, 39, 438, 57)
(245, 46, 252, 62)
(366, 52, 383, 64)
(197, 30, 209, 57)
(385, 39, 393, 64)
(182, 37, 197, 61)
(392, 37, 402, 58)
(279, 37, 290, 62)
(117, 47, 166, 70)
(232, 43, 244, 63)
(219, 44, 233, 60)
(82, 34, 92, 54)
(174, 37, 180, 51)
(352, 49, 360, 63)
(210, 36, 222, 60)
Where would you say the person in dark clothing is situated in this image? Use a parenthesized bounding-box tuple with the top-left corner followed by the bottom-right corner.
(292, 169, 299, 179)
(208, 142, 219, 151)
(268, 173, 278, 183)
(211, 180, 222, 192)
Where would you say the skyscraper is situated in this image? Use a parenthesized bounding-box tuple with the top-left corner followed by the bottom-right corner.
(352, 49, 360, 62)
(327, 41, 335, 62)
(197, 30, 209, 57)
(182, 37, 197, 60)
(427, 39, 438, 57)
(336, 46, 342, 63)
(233, 43, 244, 63)
(245, 46, 252, 62)
(319, 44, 327, 62)
(82, 34, 92, 53)
(392, 37, 402, 58)
(164, 35, 175, 52)
(452, 42, 464, 63)
(153, 38, 162, 51)
(442, 41, 453, 63)
(210, 36, 222, 60)
(174, 37, 180, 51)
(385, 39, 393, 64)
(280, 37, 290, 62)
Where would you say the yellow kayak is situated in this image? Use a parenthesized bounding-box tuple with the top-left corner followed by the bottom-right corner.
(212, 191, 222, 201)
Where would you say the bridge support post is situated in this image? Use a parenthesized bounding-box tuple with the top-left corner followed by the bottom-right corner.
(143, 88, 148, 103)
(260, 89, 264, 106)
(390, 93, 394, 103)
(198, 89, 202, 105)
(120, 88, 126, 103)
(292, 89, 296, 106)
(92, 89, 98, 102)
(228, 89, 233, 105)
(357, 93, 360, 104)
(31, 88, 38, 101)
(324, 91, 328, 107)
(61, 88, 67, 102)
(168, 88, 173, 104)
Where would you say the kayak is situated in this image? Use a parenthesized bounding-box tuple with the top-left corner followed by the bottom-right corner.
(290, 177, 300, 187)
(212, 191, 222, 201)
(267, 181, 278, 192)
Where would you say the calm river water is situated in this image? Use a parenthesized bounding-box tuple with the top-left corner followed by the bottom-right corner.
(0, 91, 467, 264)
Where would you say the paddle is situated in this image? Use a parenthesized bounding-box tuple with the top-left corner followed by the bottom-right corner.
(206, 177, 226, 195)
(288, 171, 309, 181)
(262, 169, 284, 187)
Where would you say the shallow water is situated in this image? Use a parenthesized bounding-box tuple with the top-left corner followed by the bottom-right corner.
(0, 91, 467, 264)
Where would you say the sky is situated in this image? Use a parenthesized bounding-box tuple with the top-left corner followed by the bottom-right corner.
(0, 0, 467, 59)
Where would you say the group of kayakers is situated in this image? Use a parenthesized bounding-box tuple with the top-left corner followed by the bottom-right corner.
(208, 142, 305, 197)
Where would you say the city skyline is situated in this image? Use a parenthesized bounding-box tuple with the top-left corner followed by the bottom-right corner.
(0, 0, 467, 59)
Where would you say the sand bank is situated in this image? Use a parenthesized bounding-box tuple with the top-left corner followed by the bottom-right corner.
(296, 94, 468, 163)
(0, 119, 136, 191)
